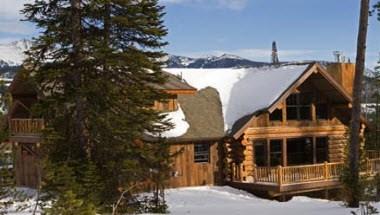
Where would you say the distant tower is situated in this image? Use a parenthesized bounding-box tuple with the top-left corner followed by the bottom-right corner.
(271, 41, 280, 64)
(333, 51, 343, 63)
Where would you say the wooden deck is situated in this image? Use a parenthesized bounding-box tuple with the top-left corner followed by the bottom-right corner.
(229, 158, 380, 197)
(9, 119, 44, 143)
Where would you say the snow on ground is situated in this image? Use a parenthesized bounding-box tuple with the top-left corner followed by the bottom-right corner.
(165, 186, 377, 215)
(166, 65, 309, 130)
(160, 105, 190, 138)
(4, 186, 379, 214)
(362, 103, 378, 114)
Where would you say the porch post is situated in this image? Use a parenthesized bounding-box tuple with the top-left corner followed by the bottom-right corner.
(266, 139, 271, 167)
(313, 137, 317, 164)
(282, 138, 287, 167)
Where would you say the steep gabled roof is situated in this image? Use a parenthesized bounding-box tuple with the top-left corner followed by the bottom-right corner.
(230, 63, 353, 138)
(166, 63, 355, 140)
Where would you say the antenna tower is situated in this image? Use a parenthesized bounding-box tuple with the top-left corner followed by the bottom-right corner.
(271, 41, 280, 64)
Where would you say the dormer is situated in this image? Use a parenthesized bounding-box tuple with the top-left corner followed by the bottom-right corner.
(152, 72, 197, 112)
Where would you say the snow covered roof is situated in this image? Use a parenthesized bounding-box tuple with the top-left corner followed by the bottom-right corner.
(165, 64, 311, 132)
(150, 87, 225, 141)
(159, 105, 190, 138)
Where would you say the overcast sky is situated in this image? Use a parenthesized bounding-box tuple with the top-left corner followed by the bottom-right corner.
(1, 0, 380, 68)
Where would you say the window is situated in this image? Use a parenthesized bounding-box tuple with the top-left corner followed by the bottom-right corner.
(270, 140, 282, 166)
(316, 137, 328, 163)
(254, 140, 267, 167)
(194, 143, 210, 163)
(316, 103, 328, 120)
(269, 109, 282, 121)
(154, 98, 178, 112)
(287, 137, 313, 165)
(286, 93, 312, 120)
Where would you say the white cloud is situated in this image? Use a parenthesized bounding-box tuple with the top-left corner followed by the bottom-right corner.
(0, 0, 33, 36)
(1, 0, 29, 18)
(161, 0, 248, 10)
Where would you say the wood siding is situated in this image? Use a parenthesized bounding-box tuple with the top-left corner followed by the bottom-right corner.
(14, 143, 39, 188)
(167, 142, 222, 188)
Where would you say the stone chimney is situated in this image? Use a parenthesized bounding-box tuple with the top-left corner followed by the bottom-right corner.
(326, 63, 355, 96)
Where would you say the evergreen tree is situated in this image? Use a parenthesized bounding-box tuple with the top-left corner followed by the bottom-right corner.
(22, 0, 171, 212)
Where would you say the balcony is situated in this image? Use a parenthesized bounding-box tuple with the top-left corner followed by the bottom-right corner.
(229, 158, 380, 197)
(9, 119, 44, 143)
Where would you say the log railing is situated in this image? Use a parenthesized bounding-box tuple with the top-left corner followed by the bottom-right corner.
(253, 160, 380, 186)
(366, 150, 380, 160)
(9, 119, 44, 136)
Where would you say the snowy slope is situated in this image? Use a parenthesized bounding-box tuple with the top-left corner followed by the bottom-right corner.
(165, 186, 376, 215)
(4, 186, 379, 214)
(166, 65, 308, 130)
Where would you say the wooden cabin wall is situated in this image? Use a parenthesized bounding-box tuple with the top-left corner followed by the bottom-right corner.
(14, 143, 39, 188)
(167, 141, 222, 188)
(328, 135, 346, 163)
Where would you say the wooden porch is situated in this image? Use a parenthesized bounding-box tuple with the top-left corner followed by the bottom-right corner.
(229, 158, 380, 197)
(9, 119, 44, 143)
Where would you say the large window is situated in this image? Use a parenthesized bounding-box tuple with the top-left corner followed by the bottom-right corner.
(316, 137, 329, 163)
(254, 140, 267, 167)
(286, 93, 312, 120)
(287, 137, 313, 165)
(270, 140, 282, 166)
(194, 143, 210, 163)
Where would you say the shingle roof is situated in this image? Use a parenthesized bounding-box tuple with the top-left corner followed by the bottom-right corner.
(169, 87, 224, 142)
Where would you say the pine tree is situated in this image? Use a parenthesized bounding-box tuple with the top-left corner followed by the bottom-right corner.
(22, 0, 170, 212)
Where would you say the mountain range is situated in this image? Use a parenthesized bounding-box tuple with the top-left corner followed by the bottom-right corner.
(0, 40, 378, 102)
(164, 54, 270, 68)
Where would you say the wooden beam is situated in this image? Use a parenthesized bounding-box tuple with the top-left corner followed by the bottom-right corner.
(282, 101, 287, 126)
(165, 89, 197, 95)
(282, 138, 287, 167)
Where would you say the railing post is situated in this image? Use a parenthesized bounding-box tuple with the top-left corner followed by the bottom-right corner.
(366, 158, 371, 175)
(324, 162, 328, 180)
(253, 164, 257, 182)
(277, 165, 283, 186)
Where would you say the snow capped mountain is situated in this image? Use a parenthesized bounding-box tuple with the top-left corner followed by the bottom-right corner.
(0, 39, 30, 67)
(166, 54, 270, 68)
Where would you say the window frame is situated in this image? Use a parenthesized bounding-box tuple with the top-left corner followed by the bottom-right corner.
(194, 143, 210, 163)
(286, 93, 312, 120)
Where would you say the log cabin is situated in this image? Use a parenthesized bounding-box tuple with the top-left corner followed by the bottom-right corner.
(7, 69, 225, 188)
(165, 62, 378, 197)
(6, 62, 380, 198)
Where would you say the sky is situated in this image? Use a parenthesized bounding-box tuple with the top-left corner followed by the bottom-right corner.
(1, 0, 380, 68)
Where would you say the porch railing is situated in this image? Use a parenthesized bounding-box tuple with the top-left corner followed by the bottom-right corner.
(9, 119, 44, 136)
(253, 159, 380, 186)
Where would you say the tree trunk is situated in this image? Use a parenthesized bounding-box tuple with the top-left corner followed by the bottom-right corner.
(71, 0, 87, 156)
(348, 0, 370, 208)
